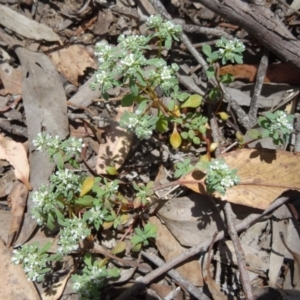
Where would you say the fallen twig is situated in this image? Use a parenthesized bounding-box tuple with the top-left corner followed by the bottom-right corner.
(224, 202, 254, 300)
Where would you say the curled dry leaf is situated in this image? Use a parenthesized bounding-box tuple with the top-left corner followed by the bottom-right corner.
(180, 148, 300, 210)
(0, 134, 32, 190)
(96, 106, 133, 174)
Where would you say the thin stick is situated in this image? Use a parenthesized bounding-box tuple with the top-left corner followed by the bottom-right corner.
(249, 49, 269, 121)
(141, 251, 210, 300)
(224, 202, 254, 300)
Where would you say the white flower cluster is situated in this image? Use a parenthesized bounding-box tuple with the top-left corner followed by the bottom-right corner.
(118, 34, 148, 51)
(216, 38, 245, 51)
(269, 110, 293, 134)
(94, 41, 113, 64)
(12, 243, 49, 282)
(50, 169, 82, 194)
(58, 218, 91, 255)
(146, 15, 181, 36)
(146, 63, 179, 93)
(87, 205, 107, 223)
(31, 184, 56, 225)
(206, 159, 240, 195)
(33, 133, 84, 157)
(119, 53, 147, 76)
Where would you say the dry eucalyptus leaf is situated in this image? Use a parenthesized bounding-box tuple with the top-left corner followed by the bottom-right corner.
(49, 45, 97, 86)
(157, 194, 224, 247)
(0, 4, 60, 42)
(180, 149, 300, 210)
(42, 268, 74, 300)
(0, 63, 22, 96)
(150, 216, 203, 286)
(96, 106, 133, 174)
(7, 182, 28, 247)
(0, 134, 31, 190)
(14, 47, 69, 246)
(0, 238, 40, 300)
(215, 240, 269, 273)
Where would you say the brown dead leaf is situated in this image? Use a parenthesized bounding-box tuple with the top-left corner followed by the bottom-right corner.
(180, 149, 300, 210)
(14, 47, 69, 246)
(0, 238, 40, 300)
(0, 134, 32, 190)
(0, 63, 22, 95)
(220, 63, 300, 85)
(42, 268, 74, 300)
(157, 194, 224, 247)
(7, 182, 28, 247)
(0, 170, 15, 198)
(96, 106, 133, 174)
(150, 216, 203, 286)
(49, 45, 97, 86)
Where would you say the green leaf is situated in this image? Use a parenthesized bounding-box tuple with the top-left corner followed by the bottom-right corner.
(181, 94, 202, 108)
(131, 243, 142, 252)
(188, 130, 195, 139)
(202, 44, 212, 58)
(234, 53, 243, 64)
(144, 223, 157, 236)
(181, 131, 188, 139)
(177, 92, 190, 102)
(220, 73, 234, 84)
(206, 66, 215, 79)
(46, 213, 55, 230)
(129, 77, 139, 96)
(165, 35, 172, 50)
(83, 252, 93, 268)
(121, 93, 136, 107)
(147, 58, 163, 65)
(53, 152, 64, 169)
(156, 114, 168, 133)
(38, 242, 52, 255)
(193, 136, 201, 145)
(75, 195, 95, 206)
(107, 267, 120, 278)
(135, 71, 147, 87)
(106, 166, 118, 175)
(210, 51, 219, 62)
(131, 235, 144, 246)
(247, 129, 261, 139)
(208, 87, 220, 101)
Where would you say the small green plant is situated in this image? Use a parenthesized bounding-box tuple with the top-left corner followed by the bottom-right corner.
(130, 223, 157, 252)
(180, 112, 208, 146)
(258, 110, 294, 145)
(132, 181, 154, 208)
(14, 131, 157, 298)
(174, 158, 195, 178)
(33, 133, 83, 168)
(12, 242, 59, 282)
(91, 15, 209, 149)
(205, 158, 240, 195)
(202, 37, 245, 101)
(72, 253, 120, 300)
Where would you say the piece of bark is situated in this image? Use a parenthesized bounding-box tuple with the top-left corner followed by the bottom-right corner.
(193, 0, 300, 72)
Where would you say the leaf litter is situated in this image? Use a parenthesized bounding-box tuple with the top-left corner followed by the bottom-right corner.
(0, 1, 300, 300)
